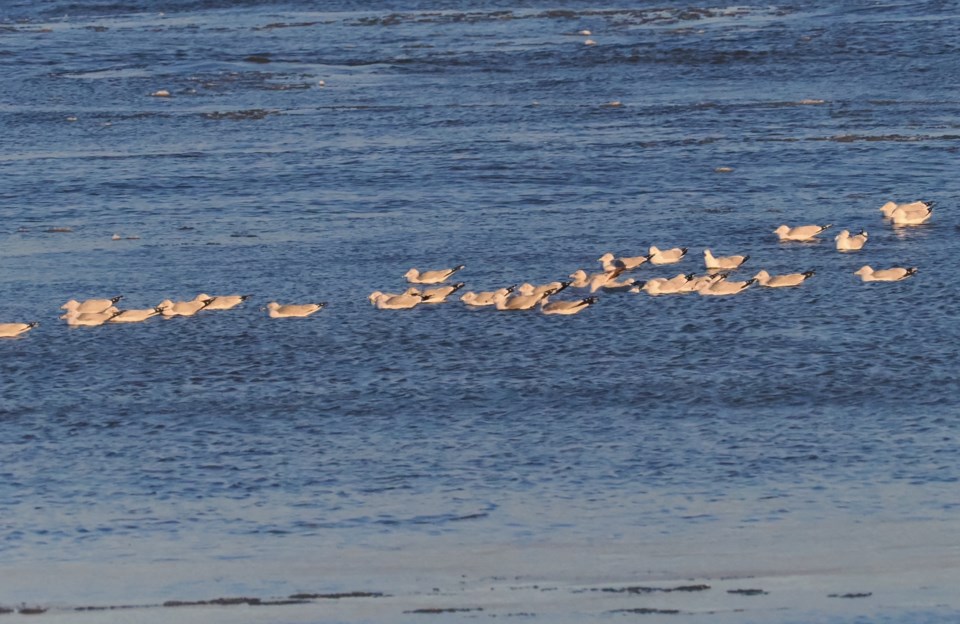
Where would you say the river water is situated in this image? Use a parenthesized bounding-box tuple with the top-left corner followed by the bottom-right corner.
(1, 1, 958, 621)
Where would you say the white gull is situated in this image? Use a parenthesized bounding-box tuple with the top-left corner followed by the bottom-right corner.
(266, 302, 326, 317)
(835, 229, 868, 251)
(773, 224, 832, 242)
(404, 265, 465, 284)
(854, 265, 917, 282)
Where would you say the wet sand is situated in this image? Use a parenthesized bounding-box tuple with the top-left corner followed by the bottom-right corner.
(4, 518, 957, 622)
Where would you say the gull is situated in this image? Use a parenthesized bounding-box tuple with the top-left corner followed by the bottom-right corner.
(540, 296, 598, 315)
(63, 309, 120, 326)
(569, 269, 623, 290)
(404, 265, 465, 284)
(518, 281, 571, 298)
(678, 273, 720, 293)
(196, 294, 251, 310)
(597, 275, 640, 293)
(266, 302, 325, 317)
(0, 322, 38, 338)
(109, 307, 162, 323)
(369, 291, 424, 310)
(698, 275, 756, 296)
(493, 290, 548, 311)
(157, 296, 214, 317)
(703, 248, 749, 270)
(773, 224, 832, 242)
(835, 229, 868, 251)
(854, 265, 917, 282)
(647, 246, 687, 265)
(414, 282, 465, 304)
(61, 296, 122, 314)
(879, 201, 933, 225)
(598, 252, 648, 271)
(753, 269, 815, 288)
(461, 286, 515, 307)
(632, 273, 694, 296)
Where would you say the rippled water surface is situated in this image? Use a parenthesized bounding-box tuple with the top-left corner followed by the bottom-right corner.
(1, 0, 959, 619)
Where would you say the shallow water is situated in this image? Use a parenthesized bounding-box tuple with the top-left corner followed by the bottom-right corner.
(1, 1, 959, 619)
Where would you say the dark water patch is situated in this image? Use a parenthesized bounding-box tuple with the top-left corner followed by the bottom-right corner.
(405, 607, 484, 613)
(202, 108, 280, 120)
(728, 588, 768, 596)
(609, 607, 683, 614)
(288, 591, 384, 600)
(254, 21, 330, 31)
(592, 585, 710, 594)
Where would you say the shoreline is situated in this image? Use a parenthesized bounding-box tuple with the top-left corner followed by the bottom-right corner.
(4, 521, 958, 622)
(2, 567, 957, 623)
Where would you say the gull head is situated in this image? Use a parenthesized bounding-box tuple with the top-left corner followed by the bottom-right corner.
(879, 201, 898, 217)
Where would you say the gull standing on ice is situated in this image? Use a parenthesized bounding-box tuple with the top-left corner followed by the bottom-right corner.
(854, 265, 917, 282)
(773, 224, 832, 242)
(835, 229, 868, 251)
(0, 322, 38, 338)
(753, 270, 815, 288)
(404, 265, 465, 284)
(703, 248, 749, 271)
(265, 302, 326, 317)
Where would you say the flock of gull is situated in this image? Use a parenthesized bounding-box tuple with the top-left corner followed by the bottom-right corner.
(0, 200, 931, 338)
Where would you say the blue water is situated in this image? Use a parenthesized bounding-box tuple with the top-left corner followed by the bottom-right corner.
(1, 0, 959, 618)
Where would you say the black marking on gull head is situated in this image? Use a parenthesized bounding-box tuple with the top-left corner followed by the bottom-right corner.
(111, 296, 123, 303)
